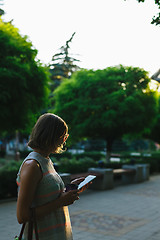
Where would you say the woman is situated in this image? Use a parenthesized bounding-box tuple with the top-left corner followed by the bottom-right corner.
(16, 113, 84, 240)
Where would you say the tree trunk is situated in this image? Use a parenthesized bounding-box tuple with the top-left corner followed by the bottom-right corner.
(106, 140, 113, 163)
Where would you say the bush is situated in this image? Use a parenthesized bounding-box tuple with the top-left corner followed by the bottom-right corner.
(0, 158, 6, 167)
(1, 151, 160, 200)
(51, 151, 73, 161)
(135, 157, 160, 174)
(0, 160, 22, 199)
(56, 157, 98, 174)
(0, 149, 6, 158)
(105, 162, 123, 169)
(74, 151, 105, 161)
(51, 151, 105, 162)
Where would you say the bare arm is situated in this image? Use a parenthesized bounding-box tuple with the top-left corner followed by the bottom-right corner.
(17, 160, 79, 224)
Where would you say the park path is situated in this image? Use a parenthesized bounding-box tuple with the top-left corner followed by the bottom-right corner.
(1, 174, 160, 240)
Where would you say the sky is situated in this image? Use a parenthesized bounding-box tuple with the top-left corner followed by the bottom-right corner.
(2, 0, 160, 77)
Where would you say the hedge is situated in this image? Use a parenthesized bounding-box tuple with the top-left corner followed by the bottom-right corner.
(51, 151, 104, 161)
(0, 161, 22, 199)
(1, 152, 160, 199)
(55, 157, 98, 174)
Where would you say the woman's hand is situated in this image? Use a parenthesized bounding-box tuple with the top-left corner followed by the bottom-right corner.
(71, 177, 92, 193)
(71, 177, 85, 185)
(60, 190, 79, 206)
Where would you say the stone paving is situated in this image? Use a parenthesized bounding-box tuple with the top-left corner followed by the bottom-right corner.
(1, 174, 160, 240)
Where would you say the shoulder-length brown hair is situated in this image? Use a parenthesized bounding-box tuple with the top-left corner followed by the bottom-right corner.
(28, 113, 68, 153)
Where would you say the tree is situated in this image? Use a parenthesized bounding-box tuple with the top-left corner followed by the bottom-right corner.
(145, 95, 160, 143)
(0, 18, 50, 134)
(125, 0, 160, 25)
(147, 70, 160, 143)
(53, 65, 158, 162)
(49, 32, 80, 91)
(0, 0, 4, 16)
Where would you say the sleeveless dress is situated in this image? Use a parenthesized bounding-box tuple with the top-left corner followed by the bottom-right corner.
(16, 151, 73, 240)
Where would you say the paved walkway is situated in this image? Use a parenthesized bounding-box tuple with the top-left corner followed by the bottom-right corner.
(1, 174, 160, 240)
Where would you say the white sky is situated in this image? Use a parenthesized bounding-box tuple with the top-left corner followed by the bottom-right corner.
(2, 0, 160, 76)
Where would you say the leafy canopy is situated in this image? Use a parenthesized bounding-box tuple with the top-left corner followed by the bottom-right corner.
(125, 0, 160, 25)
(0, 18, 50, 134)
(0, 0, 4, 16)
(49, 32, 80, 91)
(146, 95, 160, 143)
(53, 66, 158, 146)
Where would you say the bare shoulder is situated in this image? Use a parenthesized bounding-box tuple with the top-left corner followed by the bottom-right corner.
(21, 159, 42, 181)
(23, 159, 41, 168)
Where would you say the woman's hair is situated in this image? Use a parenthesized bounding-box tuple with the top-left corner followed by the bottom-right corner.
(28, 113, 68, 153)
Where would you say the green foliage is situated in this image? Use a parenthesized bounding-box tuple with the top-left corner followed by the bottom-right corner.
(105, 161, 124, 169)
(146, 95, 160, 143)
(0, 149, 5, 157)
(51, 151, 104, 163)
(51, 151, 73, 161)
(49, 32, 80, 91)
(56, 157, 98, 174)
(0, 152, 160, 199)
(0, 0, 4, 16)
(0, 18, 50, 134)
(124, 0, 160, 25)
(0, 157, 6, 166)
(0, 160, 22, 199)
(134, 156, 160, 173)
(53, 66, 158, 161)
(115, 152, 160, 173)
(73, 151, 105, 161)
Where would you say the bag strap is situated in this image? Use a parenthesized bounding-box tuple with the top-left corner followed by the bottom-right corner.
(28, 210, 33, 240)
(17, 208, 39, 240)
(17, 222, 26, 240)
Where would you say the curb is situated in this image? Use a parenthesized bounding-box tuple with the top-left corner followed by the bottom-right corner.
(0, 197, 17, 204)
